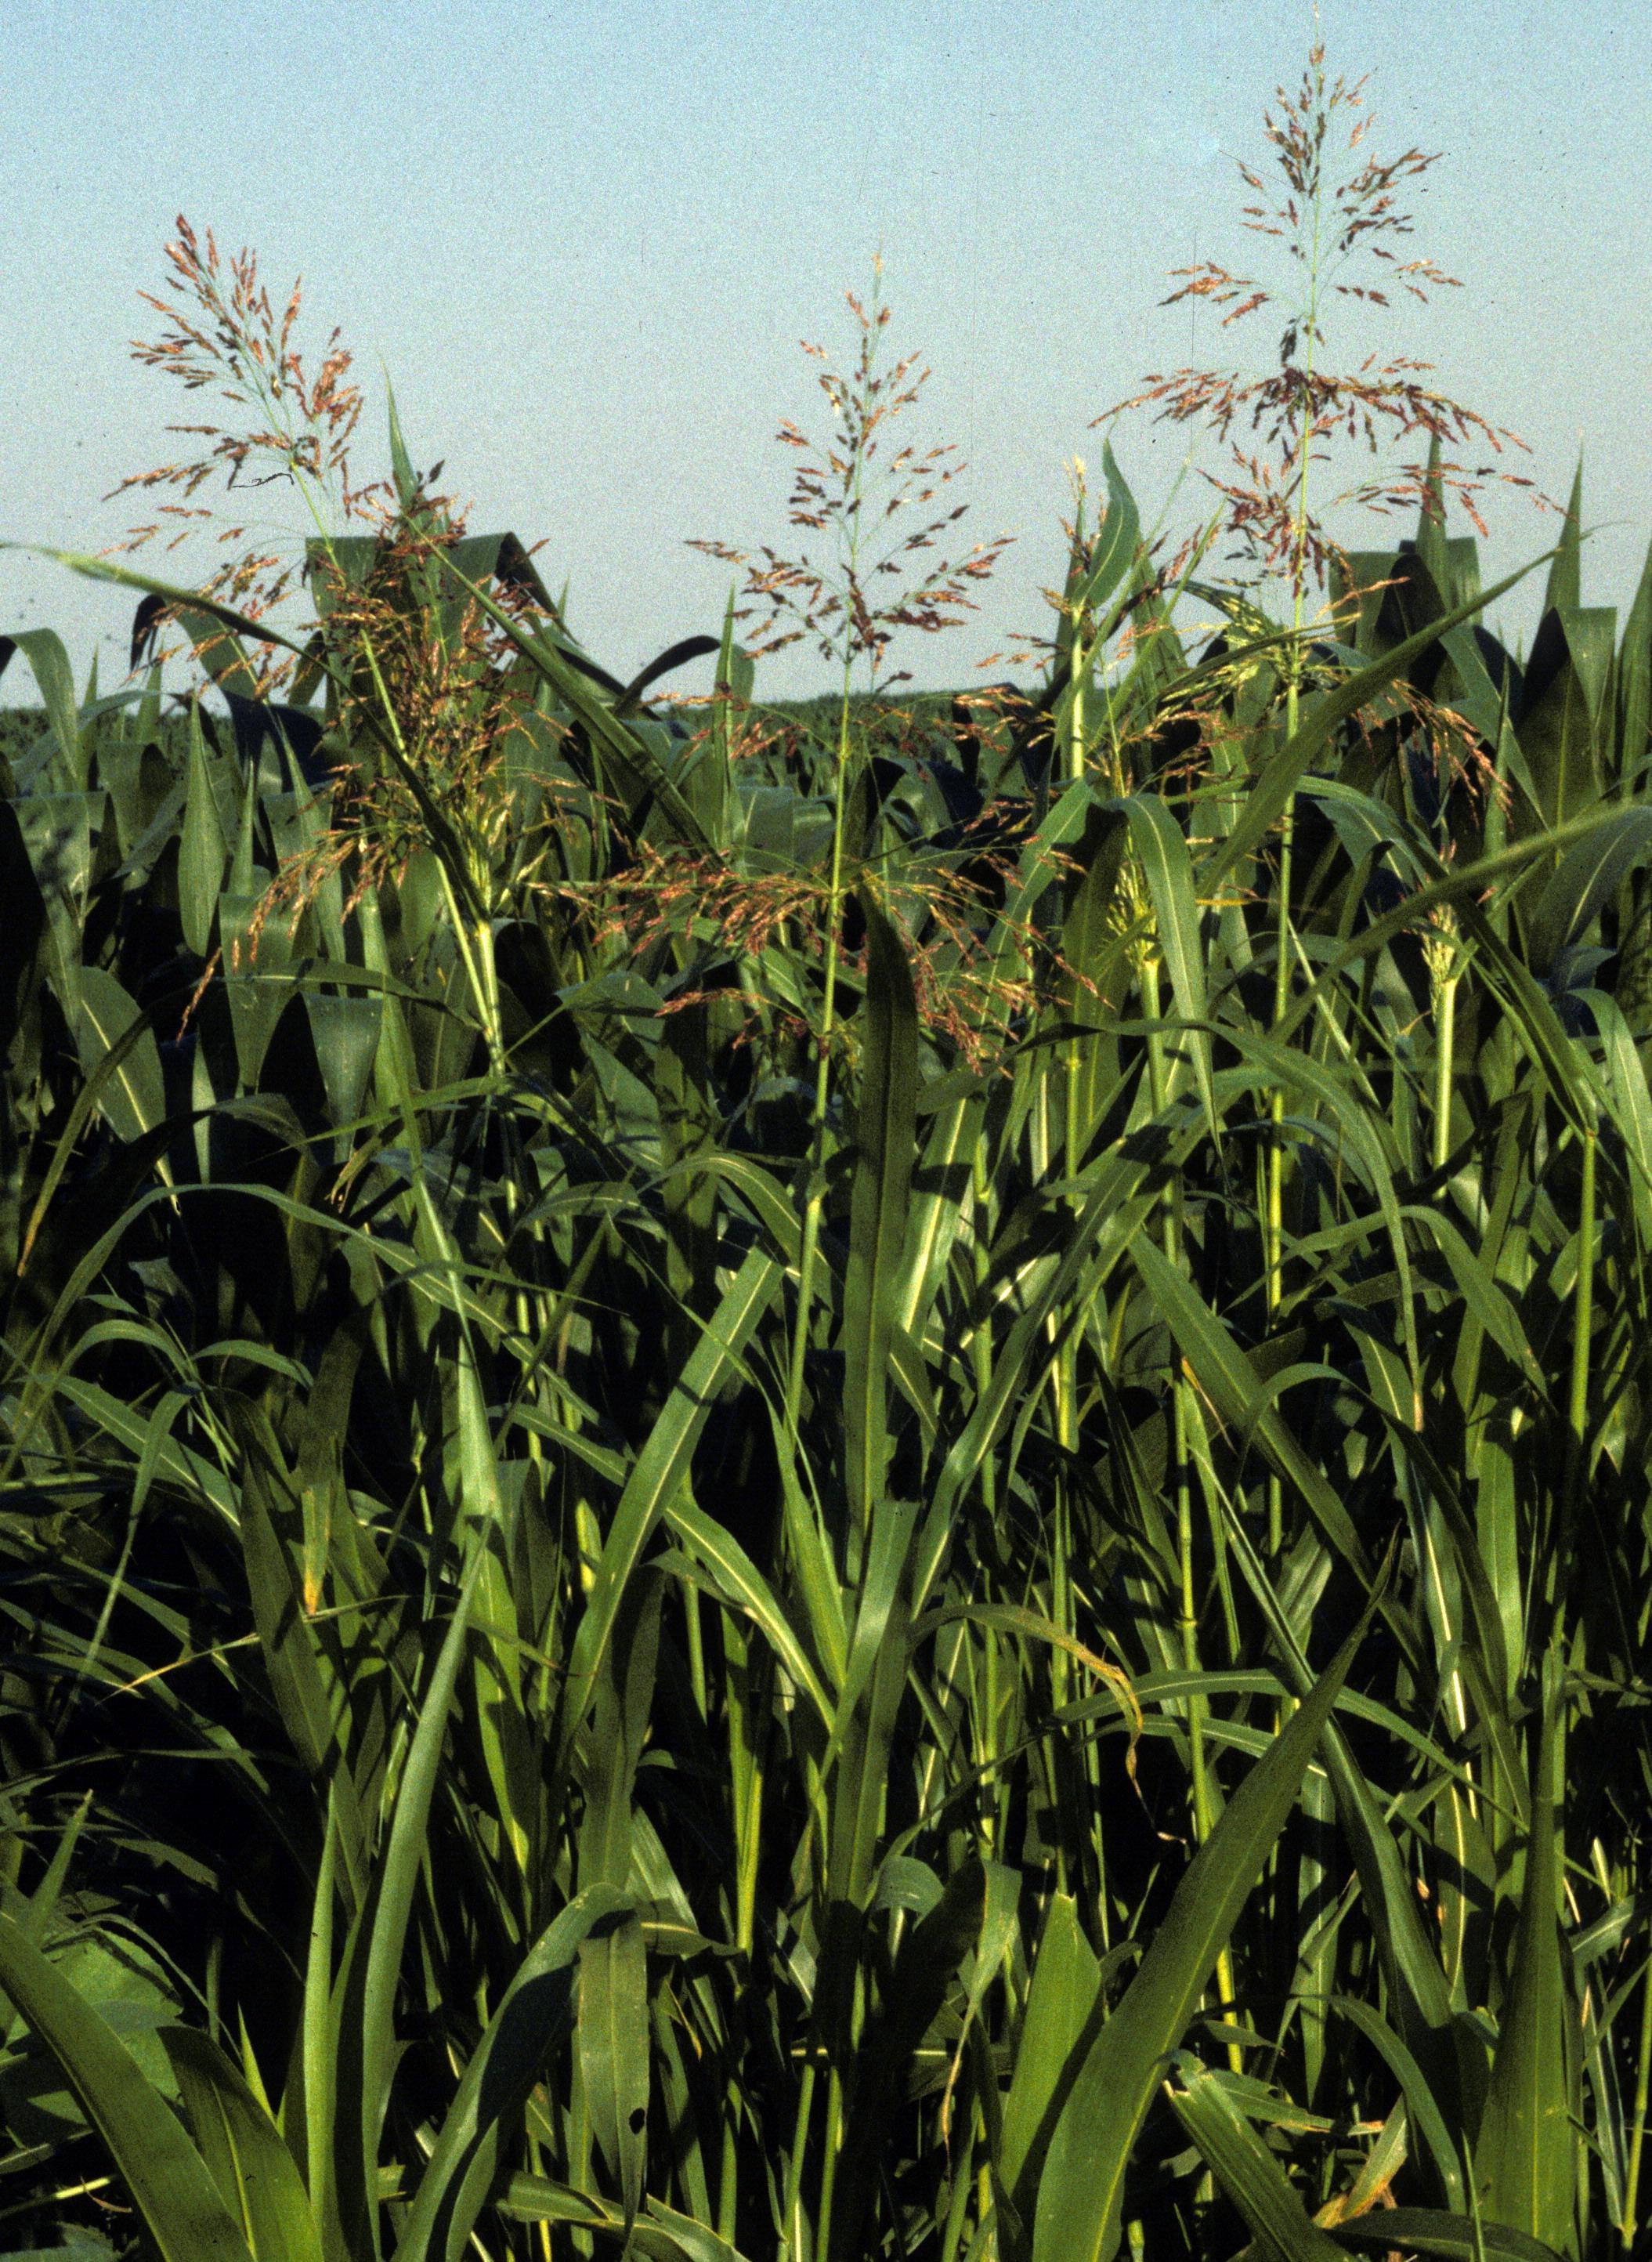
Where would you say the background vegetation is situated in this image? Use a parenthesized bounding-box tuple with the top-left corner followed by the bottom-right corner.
(0, 41, 1648, 2262)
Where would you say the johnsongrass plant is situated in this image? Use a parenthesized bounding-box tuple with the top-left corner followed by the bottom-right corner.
(3, 35, 1652, 2262)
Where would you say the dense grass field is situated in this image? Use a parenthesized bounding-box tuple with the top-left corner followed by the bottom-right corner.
(2, 43, 1650, 2262)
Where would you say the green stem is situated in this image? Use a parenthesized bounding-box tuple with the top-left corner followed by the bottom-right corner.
(936, 2114, 977, 2262)
(1563, 1113, 1597, 1565)
(431, 853, 506, 1077)
(786, 675, 855, 1433)
(718, 1624, 762, 2245)
(1433, 965, 1459, 1178)
(784, 2062, 818, 2262)
(1624, 1944, 1652, 2246)
(1263, 147, 1325, 1567)
(814, 2064, 845, 2262)
(970, 1143, 997, 1518)
(1144, 956, 1239, 2062)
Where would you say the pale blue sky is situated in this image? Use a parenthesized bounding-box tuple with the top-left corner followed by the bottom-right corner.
(3, 0, 1647, 702)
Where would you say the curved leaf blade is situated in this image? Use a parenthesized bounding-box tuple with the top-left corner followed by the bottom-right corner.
(0, 1916, 254, 2262)
(1032, 1630, 1361, 2262)
(162, 2028, 322, 2262)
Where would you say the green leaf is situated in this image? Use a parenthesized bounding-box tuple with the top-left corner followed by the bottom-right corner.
(683, 590, 741, 847)
(0, 2236, 115, 2261)
(5, 548, 308, 661)
(220, 881, 295, 1091)
(578, 1911, 649, 2229)
(558, 1246, 782, 1779)
(15, 791, 95, 915)
(999, 1894, 1102, 2221)
(385, 382, 420, 513)
(661, 1493, 833, 1727)
(1328, 2209, 1567, 2262)
(1613, 530, 1652, 786)
(1120, 792, 1218, 1139)
(1129, 1238, 1373, 1583)
(501, 2177, 754, 2260)
(1207, 550, 1550, 896)
(234, 1417, 338, 1779)
(824, 1495, 919, 1913)
(832, 1862, 1017, 2260)
(1542, 458, 1585, 619)
(74, 966, 165, 1148)
(1515, 604, 1614, 835)
(0, 1916, 253, 2262)
(0, 628, 83, 784)
(357, 1525, 496, 2233)
(165, 607, 265, 703)
(579, 1569, 663, 1892)
(1328, 1997, 1465, 2210)
(392, 1887, 628, 2262)
(1476, 1674, 1576, 2257)
(162, 2028, 322, 2262)
(427, 549, 714, 851)
(1056, 801, 1130, 1159)
(895, 1072, 988, 1336)
(1168, 2063, 1346, 2260)
(844, 897, 919, 1535)
(20, 990, 174, 1275)
(1526, 805, 1652, 973)
(179, 706, 231, 958)
(1213, 1507, 1463, 2115)
(305, 988, 383, 1129)
(1071, 446, 1141, 623)
(1032, 1630, 1361, 2262)
(614, 634, 721, 718)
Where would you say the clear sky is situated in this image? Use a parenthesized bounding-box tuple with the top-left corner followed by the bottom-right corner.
(4, 0, 1648, 705)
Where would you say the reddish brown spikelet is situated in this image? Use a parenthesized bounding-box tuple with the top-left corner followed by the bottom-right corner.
(689, 270, 1011, 685)
(1098, 40, 1548, 612)
(108, 214, 392, 691)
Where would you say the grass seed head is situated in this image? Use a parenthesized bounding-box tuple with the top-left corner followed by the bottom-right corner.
(690, 267, 1012, 686)
(1100, 41, 1545, 610)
